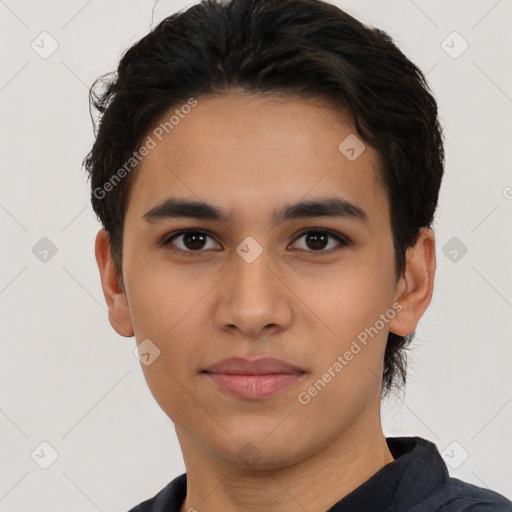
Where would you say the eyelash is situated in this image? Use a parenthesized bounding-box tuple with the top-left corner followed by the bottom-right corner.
(161, 227, 351, 256)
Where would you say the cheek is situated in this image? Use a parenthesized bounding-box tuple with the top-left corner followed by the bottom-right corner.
(133, 302, 207, 425)
(124, 244, 214, 338)
(300, 248, 397, 376)
(294, 269, 394, 425)
(123, 257, 208, 399)
(310, 259, 395, 334)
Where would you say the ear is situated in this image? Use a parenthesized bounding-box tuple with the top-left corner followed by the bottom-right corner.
(95, 228, 134, 338)
(388, 228, 436, 336)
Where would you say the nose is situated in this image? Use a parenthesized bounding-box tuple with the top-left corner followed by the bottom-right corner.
(215, 243, 294, 339)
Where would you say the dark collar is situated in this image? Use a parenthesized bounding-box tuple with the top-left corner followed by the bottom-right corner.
(327, 436, 448, 510)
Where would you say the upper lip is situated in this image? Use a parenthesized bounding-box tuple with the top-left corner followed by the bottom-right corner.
(202, 356, 305, 375)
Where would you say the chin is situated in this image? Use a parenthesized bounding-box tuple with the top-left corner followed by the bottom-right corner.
(210, 435, 311, 472)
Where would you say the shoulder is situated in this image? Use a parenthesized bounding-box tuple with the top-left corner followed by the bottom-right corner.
(431, 477, 512, 512)
(386, 437, 512, 512)
(126, 473, 187, 512)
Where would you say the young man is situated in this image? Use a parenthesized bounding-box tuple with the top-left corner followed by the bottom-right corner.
(85, 0, 512, 510)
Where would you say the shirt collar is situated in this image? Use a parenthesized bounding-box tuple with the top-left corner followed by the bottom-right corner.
(328, 436, 449, 511)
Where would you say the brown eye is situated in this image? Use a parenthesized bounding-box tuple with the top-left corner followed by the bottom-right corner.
(304, 231, 329, 250)
(180, 231, 207, 250)
(291, 228, 350, 253)
(164, 230, 220, 253)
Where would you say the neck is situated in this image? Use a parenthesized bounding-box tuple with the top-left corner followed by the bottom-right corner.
(177, 414, 394, 512)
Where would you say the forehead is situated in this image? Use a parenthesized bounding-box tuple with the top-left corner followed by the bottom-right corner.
(124, 93, 388, 228)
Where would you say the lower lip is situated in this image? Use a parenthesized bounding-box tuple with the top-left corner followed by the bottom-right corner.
(203, 372, 304, 400)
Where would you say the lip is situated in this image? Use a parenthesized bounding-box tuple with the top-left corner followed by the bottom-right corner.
(203, 356, 304, 375)
(202, 356, 306, 400)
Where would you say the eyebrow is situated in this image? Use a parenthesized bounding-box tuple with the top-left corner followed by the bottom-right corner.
(142, 196, 368, 225)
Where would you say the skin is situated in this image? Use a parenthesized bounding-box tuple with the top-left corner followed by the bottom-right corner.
(95, 93, 436, 512)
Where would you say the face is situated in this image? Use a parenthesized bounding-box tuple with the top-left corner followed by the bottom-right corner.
(98, 93, 430, 470)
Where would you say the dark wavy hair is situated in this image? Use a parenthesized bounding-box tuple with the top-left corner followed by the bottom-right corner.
(83, 0, 444, 398)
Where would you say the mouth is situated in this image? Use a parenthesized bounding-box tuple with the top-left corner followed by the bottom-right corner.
(201, 356, 306, 400)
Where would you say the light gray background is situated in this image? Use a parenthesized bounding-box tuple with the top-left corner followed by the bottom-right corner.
(1, 0, 511, 510)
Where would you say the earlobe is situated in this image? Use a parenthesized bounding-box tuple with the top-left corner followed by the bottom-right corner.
(94, 228, 134, 338)
(389, 228, 436, 337)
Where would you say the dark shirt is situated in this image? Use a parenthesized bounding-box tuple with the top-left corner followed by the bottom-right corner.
(128, 436, 512, 511)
